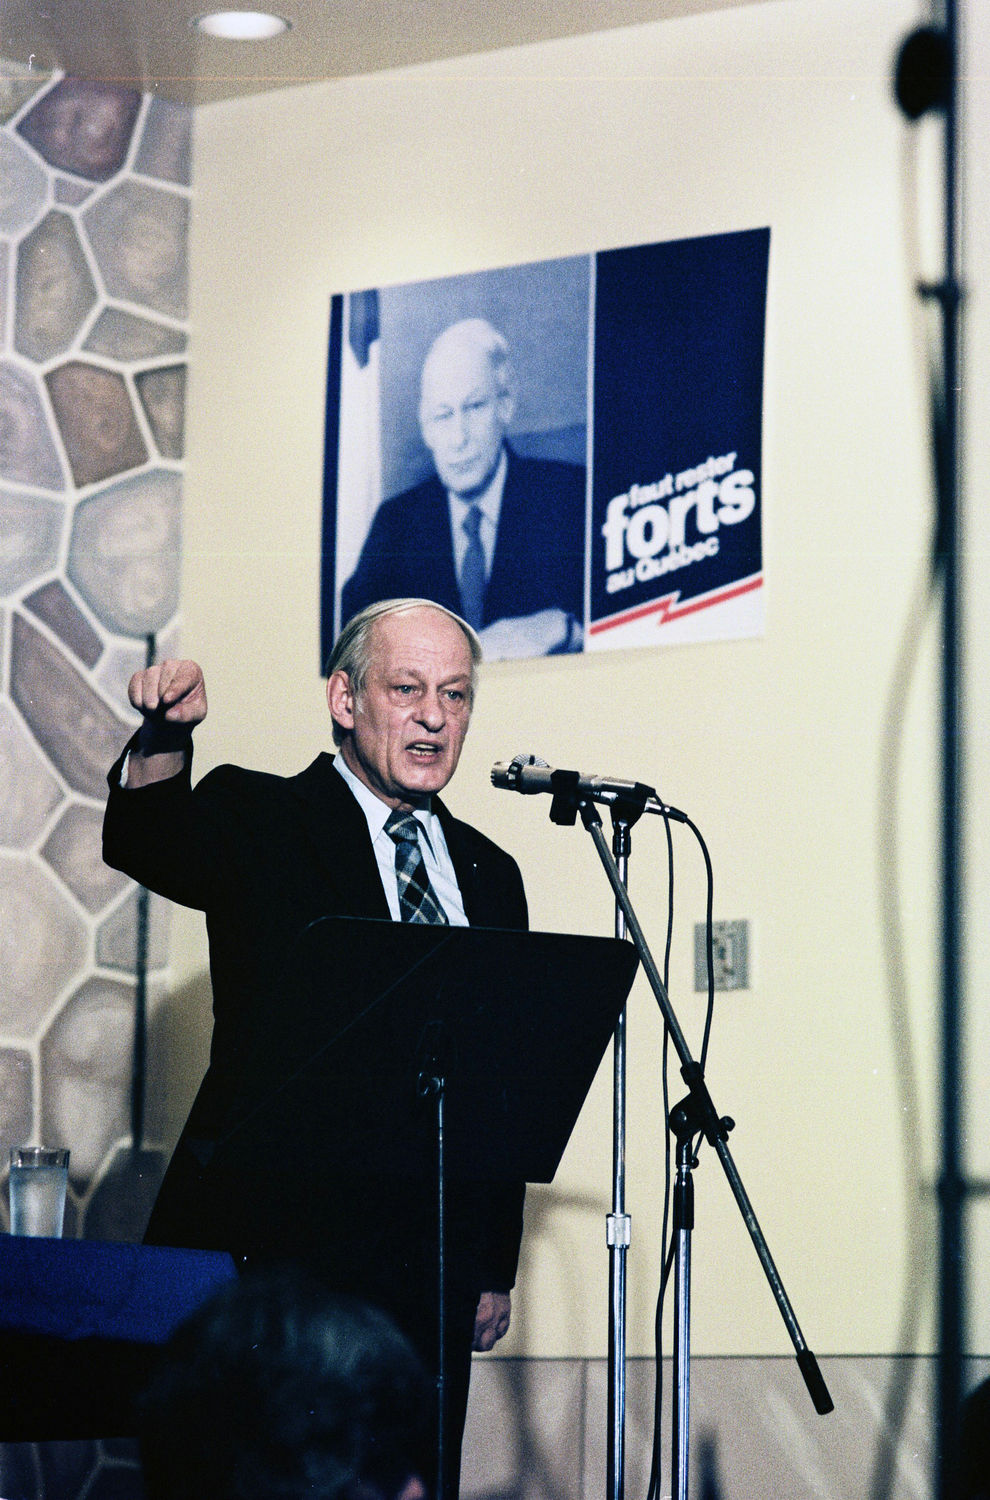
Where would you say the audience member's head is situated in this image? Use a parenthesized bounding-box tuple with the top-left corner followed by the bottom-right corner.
(138, 1268, 432, 1500)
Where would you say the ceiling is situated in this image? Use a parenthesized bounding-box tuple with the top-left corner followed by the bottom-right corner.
(2, 0, 775, 107)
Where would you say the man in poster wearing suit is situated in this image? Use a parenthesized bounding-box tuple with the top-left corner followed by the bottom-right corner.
(341, 318, 587, 660)
(102, 599, 527, 1499)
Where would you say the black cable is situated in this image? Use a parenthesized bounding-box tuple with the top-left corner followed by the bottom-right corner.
(683, 816, 716, 1163)
(644, 806, 717, 1499)
(646, 810, 676, 1500)
(895, 7, 966, 1491)
(865, 14, 950, 1488)
(867, 534, 939, 1500)
(688, 816, 717, 1073)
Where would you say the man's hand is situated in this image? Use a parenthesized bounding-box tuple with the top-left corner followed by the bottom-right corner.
(125, 659, 207, 787)
(472, 1291, 511, 1352)
(477, 609, 582, 661)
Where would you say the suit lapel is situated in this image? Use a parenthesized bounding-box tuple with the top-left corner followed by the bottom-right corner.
(291, 754, 391, 920)
(435, 799, 483, 925)
(292, 759, 489, 927)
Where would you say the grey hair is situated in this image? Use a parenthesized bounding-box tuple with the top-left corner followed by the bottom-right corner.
(420, 317, 515, 404)
(326, 598, 483, 747)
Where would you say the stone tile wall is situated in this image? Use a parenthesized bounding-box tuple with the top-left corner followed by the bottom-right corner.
(1, 64, 190, 1496)
(1, 64, 189, 1266)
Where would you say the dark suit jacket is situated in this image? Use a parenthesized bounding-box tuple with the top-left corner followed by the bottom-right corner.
(341, 446, 586, 631)
(102, 749, 528, 1321)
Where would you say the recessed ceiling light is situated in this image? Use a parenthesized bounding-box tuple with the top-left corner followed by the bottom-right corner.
(193, 10, 290, 39)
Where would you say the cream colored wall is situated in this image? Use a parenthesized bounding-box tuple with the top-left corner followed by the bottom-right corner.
(166, 0, 983, 1360)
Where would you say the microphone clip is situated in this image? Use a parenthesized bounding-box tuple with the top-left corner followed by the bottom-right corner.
(548, 768, 581, 826)
(548, 768, 653, 829)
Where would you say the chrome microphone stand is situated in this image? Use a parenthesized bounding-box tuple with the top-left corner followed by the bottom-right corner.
(606, 815, 632, 1500)
(542, 778, 653, 1500)
(537, 774, 833, 1500)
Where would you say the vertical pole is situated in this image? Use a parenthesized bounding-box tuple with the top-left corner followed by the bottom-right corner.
(895, 10, 965, 1489)
(607, 821, 631, 1500)
(671, 1136, 694, 1500)
(130, 631, 156, 1156)
(936, 3, 964, 1494)
(437, 1080, 447, 1500)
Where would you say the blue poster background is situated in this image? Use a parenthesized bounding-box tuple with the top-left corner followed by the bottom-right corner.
(589, 228, 769, 640)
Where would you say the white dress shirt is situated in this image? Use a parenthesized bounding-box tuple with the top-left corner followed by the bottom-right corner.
(332, 754, 468, 926)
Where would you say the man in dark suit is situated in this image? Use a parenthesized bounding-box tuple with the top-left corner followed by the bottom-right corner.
(103, 599, 527, 1499)
(341, 319, 586, 660)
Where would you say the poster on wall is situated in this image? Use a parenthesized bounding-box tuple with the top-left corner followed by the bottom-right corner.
(321, 226, 770, 667)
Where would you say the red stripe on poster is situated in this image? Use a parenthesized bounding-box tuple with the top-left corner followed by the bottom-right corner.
(588, 573, 764, 637)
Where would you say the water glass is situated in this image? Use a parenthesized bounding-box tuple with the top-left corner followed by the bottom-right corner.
(9, 1146, 70, 1237)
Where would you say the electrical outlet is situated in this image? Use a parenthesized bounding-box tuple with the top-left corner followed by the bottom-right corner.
(694, 920, 750, 991)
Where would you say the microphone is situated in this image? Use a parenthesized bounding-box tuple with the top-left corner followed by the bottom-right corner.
(491, 755, 687, 821)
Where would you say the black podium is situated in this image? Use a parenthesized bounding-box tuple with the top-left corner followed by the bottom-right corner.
(207, 917, 641, 1190)
(207, 917, 640, 1494)
(208, 916, 640, 1495)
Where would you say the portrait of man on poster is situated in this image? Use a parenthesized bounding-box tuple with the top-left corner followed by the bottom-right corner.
(332, 260, 590, 662)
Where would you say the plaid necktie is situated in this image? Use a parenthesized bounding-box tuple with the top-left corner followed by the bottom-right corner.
(384, 810, 450, 925)
(459, 503, 486, 629)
